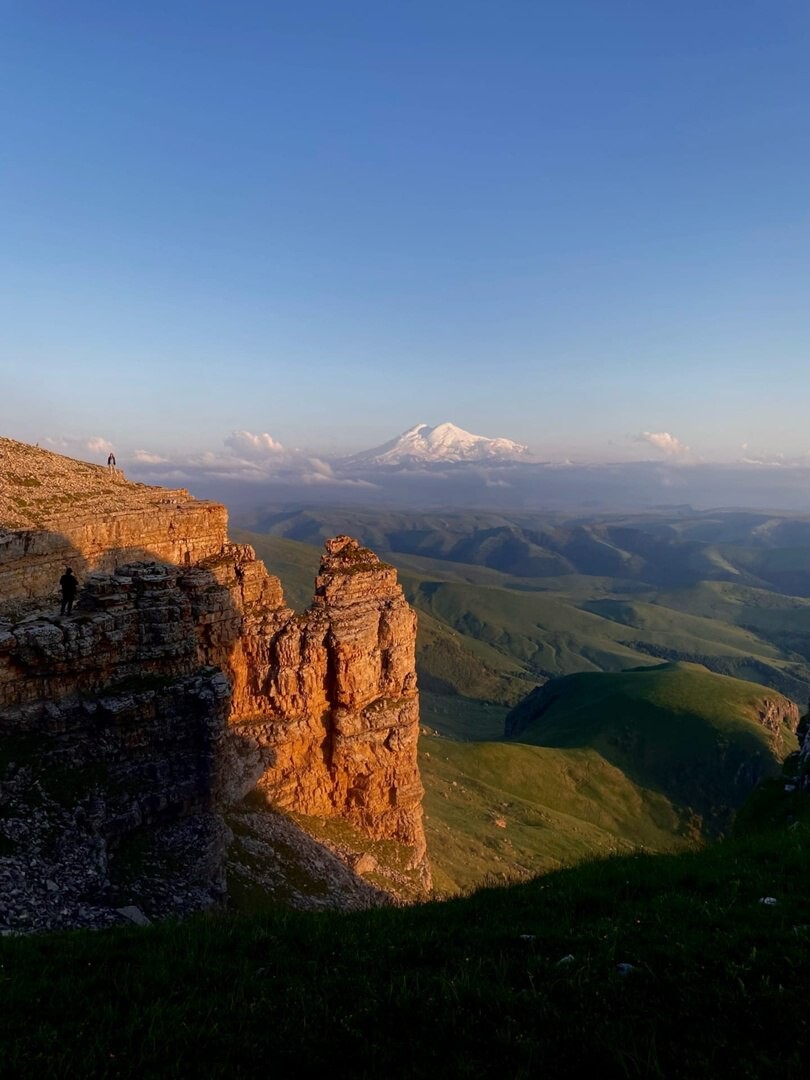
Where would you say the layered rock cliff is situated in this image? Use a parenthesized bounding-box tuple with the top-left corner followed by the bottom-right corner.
(185, 535, 425, 862)
(0, 438, 427, 930)
(0, 436, 227, 614)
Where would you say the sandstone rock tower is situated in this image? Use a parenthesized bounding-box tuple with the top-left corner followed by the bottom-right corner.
(188, 533, 426, 861)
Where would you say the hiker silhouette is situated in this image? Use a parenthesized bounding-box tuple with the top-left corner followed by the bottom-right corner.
(60, 567, 78, 615)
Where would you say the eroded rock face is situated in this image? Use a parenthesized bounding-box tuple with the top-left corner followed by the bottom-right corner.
(754, 698, 801, 756)
(214, 537, 425, 866)
(0, 444, 428, 926)
(167, 536, 426, 869)
(0, 567, 233, 930)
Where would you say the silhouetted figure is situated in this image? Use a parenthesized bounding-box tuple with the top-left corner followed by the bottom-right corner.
(107, 452, 117, 476)
(60, 567, 78, 616)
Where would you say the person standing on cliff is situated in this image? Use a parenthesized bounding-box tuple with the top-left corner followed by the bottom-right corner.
(59, 567, 78, 616)
(107, 451, 117, 477)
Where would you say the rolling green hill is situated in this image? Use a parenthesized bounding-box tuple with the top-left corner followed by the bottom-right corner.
(239, 505, 810, 596)
(505, 663, 798, 836)
(422, 662, 798, 892)
(421, 735, 689, 894)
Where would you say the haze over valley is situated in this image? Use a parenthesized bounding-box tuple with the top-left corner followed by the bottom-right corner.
(119, 420, 810, 514)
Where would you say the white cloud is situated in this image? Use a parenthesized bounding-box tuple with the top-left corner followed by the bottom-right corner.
(741, 449, 810, 468)
(133, 449, 168, 464)
(224, 430, 285, 459)
(127, 431, 379, 491)
(635, 431, 690, 459)
(85, 435, 115, 454)
(298, 470, 377, 488)
(305, 457, 336, 478)
(45, 434, 114, 458)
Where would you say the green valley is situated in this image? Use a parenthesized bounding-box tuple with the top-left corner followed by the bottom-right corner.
(235, 513, 807, 892)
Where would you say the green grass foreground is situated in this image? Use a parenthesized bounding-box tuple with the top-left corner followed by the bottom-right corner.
(3, 816, 810, 1079)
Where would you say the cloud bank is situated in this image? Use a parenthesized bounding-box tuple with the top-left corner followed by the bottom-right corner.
(224, 431, 285, 459)
(126, 430, 378, 492)
(39, 426, 810, 514)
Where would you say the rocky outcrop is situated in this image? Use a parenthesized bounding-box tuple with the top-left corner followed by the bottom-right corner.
(0, 498, 227, 611)
(0, 440, 428, 929)
(217, 537, 425, 861)
(754, 697, 801, 756)
(0, 566, 233, 930)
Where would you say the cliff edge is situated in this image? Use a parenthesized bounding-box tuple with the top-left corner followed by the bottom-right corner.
(0, 437, 428, 930)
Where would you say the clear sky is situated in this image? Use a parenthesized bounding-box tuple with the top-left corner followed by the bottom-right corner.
(2, 0, 809, 462)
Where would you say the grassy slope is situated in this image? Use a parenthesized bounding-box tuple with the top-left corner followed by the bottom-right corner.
(506, 663, 798, 834)
(3, 808, 810, 1078)
(421, 736, 688, 894)
(412, 573, 806, 697)
(422, 664, 798, 892)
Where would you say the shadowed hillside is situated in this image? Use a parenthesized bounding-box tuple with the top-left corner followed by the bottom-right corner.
(506, 663, 799, 835)
(3, 797, 810, 1078)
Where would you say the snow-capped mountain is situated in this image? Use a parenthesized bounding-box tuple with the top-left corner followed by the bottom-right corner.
(342, 423, 531, 468)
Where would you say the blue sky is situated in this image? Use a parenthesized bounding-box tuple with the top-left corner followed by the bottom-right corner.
(2, 0, 809, 462)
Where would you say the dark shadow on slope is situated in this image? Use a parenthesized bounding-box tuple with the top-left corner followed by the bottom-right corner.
(504, 668, 795, 838)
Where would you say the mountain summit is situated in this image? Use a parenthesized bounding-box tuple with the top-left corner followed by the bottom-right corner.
(344, 423, 530, 467)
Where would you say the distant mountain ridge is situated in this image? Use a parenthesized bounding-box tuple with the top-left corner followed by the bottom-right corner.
(236, 508, 810, 710)
(340, 422, 531, 468)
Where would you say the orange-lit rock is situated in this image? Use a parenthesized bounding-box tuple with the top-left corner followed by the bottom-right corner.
(190, 536, 426, 872)
(0, 439, 429, 925)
